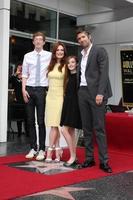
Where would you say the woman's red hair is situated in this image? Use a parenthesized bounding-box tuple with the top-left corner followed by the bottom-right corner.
(47, 42, 67, 74)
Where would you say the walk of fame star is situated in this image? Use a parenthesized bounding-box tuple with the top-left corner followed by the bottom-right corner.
(11, 160, 75, 175)
(26, 186, 95, 200)
(10, 161, 95, 200)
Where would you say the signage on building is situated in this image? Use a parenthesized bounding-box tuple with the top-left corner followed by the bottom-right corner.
(120, 50, 133, 107)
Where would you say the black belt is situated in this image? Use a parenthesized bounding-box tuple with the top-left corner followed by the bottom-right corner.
(80, 86, 87, 88)
(26, 86, 48, 90)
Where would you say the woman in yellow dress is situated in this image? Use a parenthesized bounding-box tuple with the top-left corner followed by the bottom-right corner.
(45, 42, 67, 162)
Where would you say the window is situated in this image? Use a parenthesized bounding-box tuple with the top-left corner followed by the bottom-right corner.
(59, 13, 77, 42)
(10, 0, 57, 38)
(64, 43, 79, 56)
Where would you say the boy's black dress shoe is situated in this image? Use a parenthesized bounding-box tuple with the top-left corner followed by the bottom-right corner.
(81, 160, 95, 168)
(99, 163, 112, 173)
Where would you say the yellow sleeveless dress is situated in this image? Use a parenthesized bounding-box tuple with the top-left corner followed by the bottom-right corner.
(45, 63, 65, 127)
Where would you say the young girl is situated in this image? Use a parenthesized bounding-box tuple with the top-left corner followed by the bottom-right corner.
(60, 56, 82, 167)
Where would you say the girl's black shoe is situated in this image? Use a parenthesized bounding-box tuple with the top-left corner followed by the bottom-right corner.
(63, 160, 81, 169)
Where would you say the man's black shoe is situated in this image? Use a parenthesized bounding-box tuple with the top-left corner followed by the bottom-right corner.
(81, 160, 95, 168)
(99, 163, 112, 173)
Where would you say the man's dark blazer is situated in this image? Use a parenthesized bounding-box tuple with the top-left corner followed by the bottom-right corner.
(77, 45, 112, 100)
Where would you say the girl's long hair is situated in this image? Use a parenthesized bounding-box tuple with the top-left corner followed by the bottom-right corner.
(64, 56, 78, 95)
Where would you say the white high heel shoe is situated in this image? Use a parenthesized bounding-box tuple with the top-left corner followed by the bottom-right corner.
(55, 147, 63, 162)
(45, 147, 54, 163)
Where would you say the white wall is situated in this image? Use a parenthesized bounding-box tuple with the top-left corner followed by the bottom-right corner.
(91, 17, 133, 104)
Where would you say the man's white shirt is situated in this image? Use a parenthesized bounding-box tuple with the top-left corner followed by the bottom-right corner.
(22, 49, 51, 87)
(80, 44, 92, 86)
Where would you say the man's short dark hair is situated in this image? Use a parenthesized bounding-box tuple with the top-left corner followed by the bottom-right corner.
(76, 27, 91, 38)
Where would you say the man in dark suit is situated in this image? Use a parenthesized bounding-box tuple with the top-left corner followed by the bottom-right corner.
(76, 28, 112, 173)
